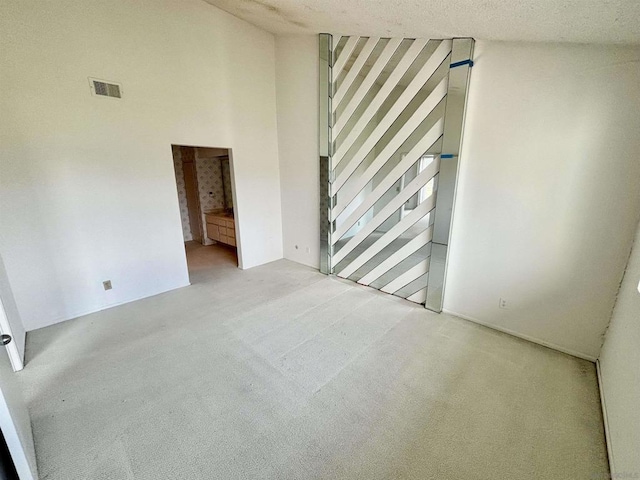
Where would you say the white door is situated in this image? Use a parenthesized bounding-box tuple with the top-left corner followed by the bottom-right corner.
(0, 256, 25, 372)
(0, 298, 24, 373)
(0, 263, 37, 479)
(0, 337, 37, 479)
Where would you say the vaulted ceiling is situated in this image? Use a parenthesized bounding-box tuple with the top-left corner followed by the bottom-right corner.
(203, 0, 640, 44)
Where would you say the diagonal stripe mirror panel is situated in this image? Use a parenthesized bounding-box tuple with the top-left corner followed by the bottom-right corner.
(319, 34, 474, 311)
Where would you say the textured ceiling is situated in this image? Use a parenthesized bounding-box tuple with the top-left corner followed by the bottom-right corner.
(203, 0, 640, 44)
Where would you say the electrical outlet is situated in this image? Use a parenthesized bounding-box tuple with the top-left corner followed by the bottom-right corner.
(103, 280, 112, 291)
(305, 247, 310, 254)
(499, 298, 507, 309)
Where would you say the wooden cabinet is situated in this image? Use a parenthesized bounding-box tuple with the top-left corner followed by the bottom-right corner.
(205, 213, 236, 247)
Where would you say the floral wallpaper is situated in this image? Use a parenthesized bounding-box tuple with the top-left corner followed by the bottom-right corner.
(173, 146, 233, 244)
(196, 150, 228, 246)
(195, 151, 225, 213)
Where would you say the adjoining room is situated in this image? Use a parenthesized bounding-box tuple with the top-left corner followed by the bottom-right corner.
(171, 145, 239, 280)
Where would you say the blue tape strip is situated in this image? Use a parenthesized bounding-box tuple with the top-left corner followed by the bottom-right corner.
(450, 59, 473, 69)
(441, 154, 455, 159)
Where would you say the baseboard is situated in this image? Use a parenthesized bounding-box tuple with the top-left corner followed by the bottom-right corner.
(596, 359, 615, 474)
(282, 254, 320, 271)
(442, 309, 597, 362)
(26, 281, 191, 332)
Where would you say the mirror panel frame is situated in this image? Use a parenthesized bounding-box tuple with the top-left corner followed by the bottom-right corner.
(425, 38, 475, 312)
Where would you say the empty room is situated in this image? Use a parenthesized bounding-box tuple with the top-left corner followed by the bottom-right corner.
(0, 0, 639, 479)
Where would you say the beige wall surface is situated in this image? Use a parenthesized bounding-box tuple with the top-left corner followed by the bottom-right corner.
(445, 40, 640, 359)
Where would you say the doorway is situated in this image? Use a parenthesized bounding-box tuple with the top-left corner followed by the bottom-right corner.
(171, 145, 239, 276)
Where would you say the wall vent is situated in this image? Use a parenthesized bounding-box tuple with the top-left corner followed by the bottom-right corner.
(88, 78, 122, 98)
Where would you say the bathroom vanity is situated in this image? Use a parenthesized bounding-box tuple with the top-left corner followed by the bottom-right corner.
(205, 210, 236, 247)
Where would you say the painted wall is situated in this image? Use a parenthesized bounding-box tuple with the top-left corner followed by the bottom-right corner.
(599, 219, 640, 476)
(0, 0, 282, 331)
(275, 35, 320, 268)
(444, 41, 640, 360)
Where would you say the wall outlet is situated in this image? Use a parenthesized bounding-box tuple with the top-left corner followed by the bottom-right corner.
(103, 280, 112, 291)
(499, 298, 507, 309)
(305, 247, 310, 254)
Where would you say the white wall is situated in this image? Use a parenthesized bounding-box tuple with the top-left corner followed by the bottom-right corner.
(599, 219, 640, 475)
(0, 0, 283, 331)
(275, 35, 320, 268)
(445, 41, 640, 360)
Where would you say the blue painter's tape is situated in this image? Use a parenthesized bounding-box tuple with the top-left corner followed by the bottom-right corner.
(441, 154, 455, 159)
(450, 59, 474, 69)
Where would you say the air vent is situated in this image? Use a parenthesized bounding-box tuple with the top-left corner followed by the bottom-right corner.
(88, 78, 122, 99)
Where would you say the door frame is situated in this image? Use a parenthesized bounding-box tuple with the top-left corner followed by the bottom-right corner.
(180, 146, 204, 244)
(170, 144, 244, 269)
(0, 297, 22, 372)
(0, 255, 24, 372)
(0, 299, 37, 480)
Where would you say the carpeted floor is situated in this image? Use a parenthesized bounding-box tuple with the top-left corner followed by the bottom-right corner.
(17, 242, 609, 479)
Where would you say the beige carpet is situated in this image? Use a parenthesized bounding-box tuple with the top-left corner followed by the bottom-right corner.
(17, 242, 609, 479)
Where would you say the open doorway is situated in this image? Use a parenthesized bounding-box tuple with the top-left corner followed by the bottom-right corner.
(171, 145, 239, 277)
